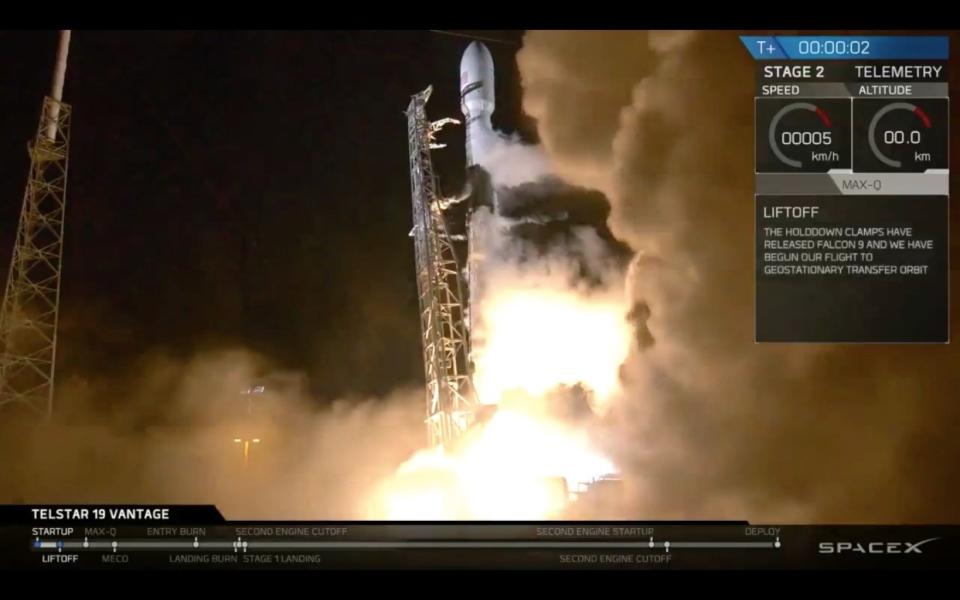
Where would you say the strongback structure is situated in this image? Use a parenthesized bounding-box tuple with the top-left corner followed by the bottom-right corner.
(406, 86, 477, 446)
(0, 31, 72, 417)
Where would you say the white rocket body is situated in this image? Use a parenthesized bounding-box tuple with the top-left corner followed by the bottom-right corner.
(460, 42, 498, 168)
(459, 42, 499, 392)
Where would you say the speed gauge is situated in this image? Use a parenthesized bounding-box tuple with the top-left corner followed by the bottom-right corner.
(756, 98, 851, 172)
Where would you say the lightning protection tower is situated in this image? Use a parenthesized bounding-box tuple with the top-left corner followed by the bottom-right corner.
(0, 31, 72, 417)
(405, 86, 477, 447)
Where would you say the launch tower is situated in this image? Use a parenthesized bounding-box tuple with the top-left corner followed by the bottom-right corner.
(405, 86, 478, 446)
(0, 31, 72, 416)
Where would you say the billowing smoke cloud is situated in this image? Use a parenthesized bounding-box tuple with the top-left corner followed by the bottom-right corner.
(475, 131, 553, 189)
(0, 349, 425, 519)
(362, 89, 637, 519)
(465, 118, 633, 416)
(469, 207, 632, 413)
(518, 30, 960, 522)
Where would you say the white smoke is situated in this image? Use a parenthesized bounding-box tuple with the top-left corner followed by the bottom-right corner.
(463, 72, 636, 419)
(469, 209, 632, 412)
(476, 131, 554, 188)
(0, 349, 426, 520)
(516, 29, 960, 523)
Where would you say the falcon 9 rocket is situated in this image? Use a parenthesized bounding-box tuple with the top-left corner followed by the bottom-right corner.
(459, 42, 499, 387)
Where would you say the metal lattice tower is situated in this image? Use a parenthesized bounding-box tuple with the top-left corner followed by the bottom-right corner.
(0, 31, 72, 417)
(406, 86, 477, 446)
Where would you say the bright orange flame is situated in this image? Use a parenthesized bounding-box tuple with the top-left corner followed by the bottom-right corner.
(369, 217, 632, 520)
(472, 284, 632, 412)
(370, 407, 616, 520)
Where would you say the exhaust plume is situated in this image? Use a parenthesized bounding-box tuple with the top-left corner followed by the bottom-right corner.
(517, 30, 960, 522)
(475, 131, 553, 189)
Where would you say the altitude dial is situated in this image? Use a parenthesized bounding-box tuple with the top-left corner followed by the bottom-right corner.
(854, 99, 948, 172)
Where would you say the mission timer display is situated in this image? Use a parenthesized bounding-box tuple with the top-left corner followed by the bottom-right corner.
(741, 35, 949, 343)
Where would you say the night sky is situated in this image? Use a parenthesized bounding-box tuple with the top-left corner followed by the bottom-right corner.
(0, 31, 525, 400)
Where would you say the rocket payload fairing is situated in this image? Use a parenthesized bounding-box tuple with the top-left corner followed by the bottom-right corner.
(459, 42, 499, 381)
(460, 41, 498, 172)
(459, 41, 498, 213)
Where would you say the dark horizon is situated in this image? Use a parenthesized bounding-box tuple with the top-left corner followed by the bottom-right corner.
(0, 30, 525, 401)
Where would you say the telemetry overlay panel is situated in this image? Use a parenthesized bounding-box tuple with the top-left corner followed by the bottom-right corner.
(742, 36, 949, 343)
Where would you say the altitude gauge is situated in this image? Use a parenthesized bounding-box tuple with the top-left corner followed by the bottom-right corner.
(756, 98, 851, 173)
(854, 98, 948, 172)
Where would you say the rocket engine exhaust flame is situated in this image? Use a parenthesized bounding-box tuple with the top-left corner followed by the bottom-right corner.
(370, 405, 617, 520)
(372, 229, 632, 519)
(378, 41, 633, 520)
(471, 265, 632, 413)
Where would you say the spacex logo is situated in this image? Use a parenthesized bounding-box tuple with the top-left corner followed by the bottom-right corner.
(818, 537, 940, 555)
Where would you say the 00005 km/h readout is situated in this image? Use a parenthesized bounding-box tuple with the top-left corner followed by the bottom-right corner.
(756, 98, 851, 173)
